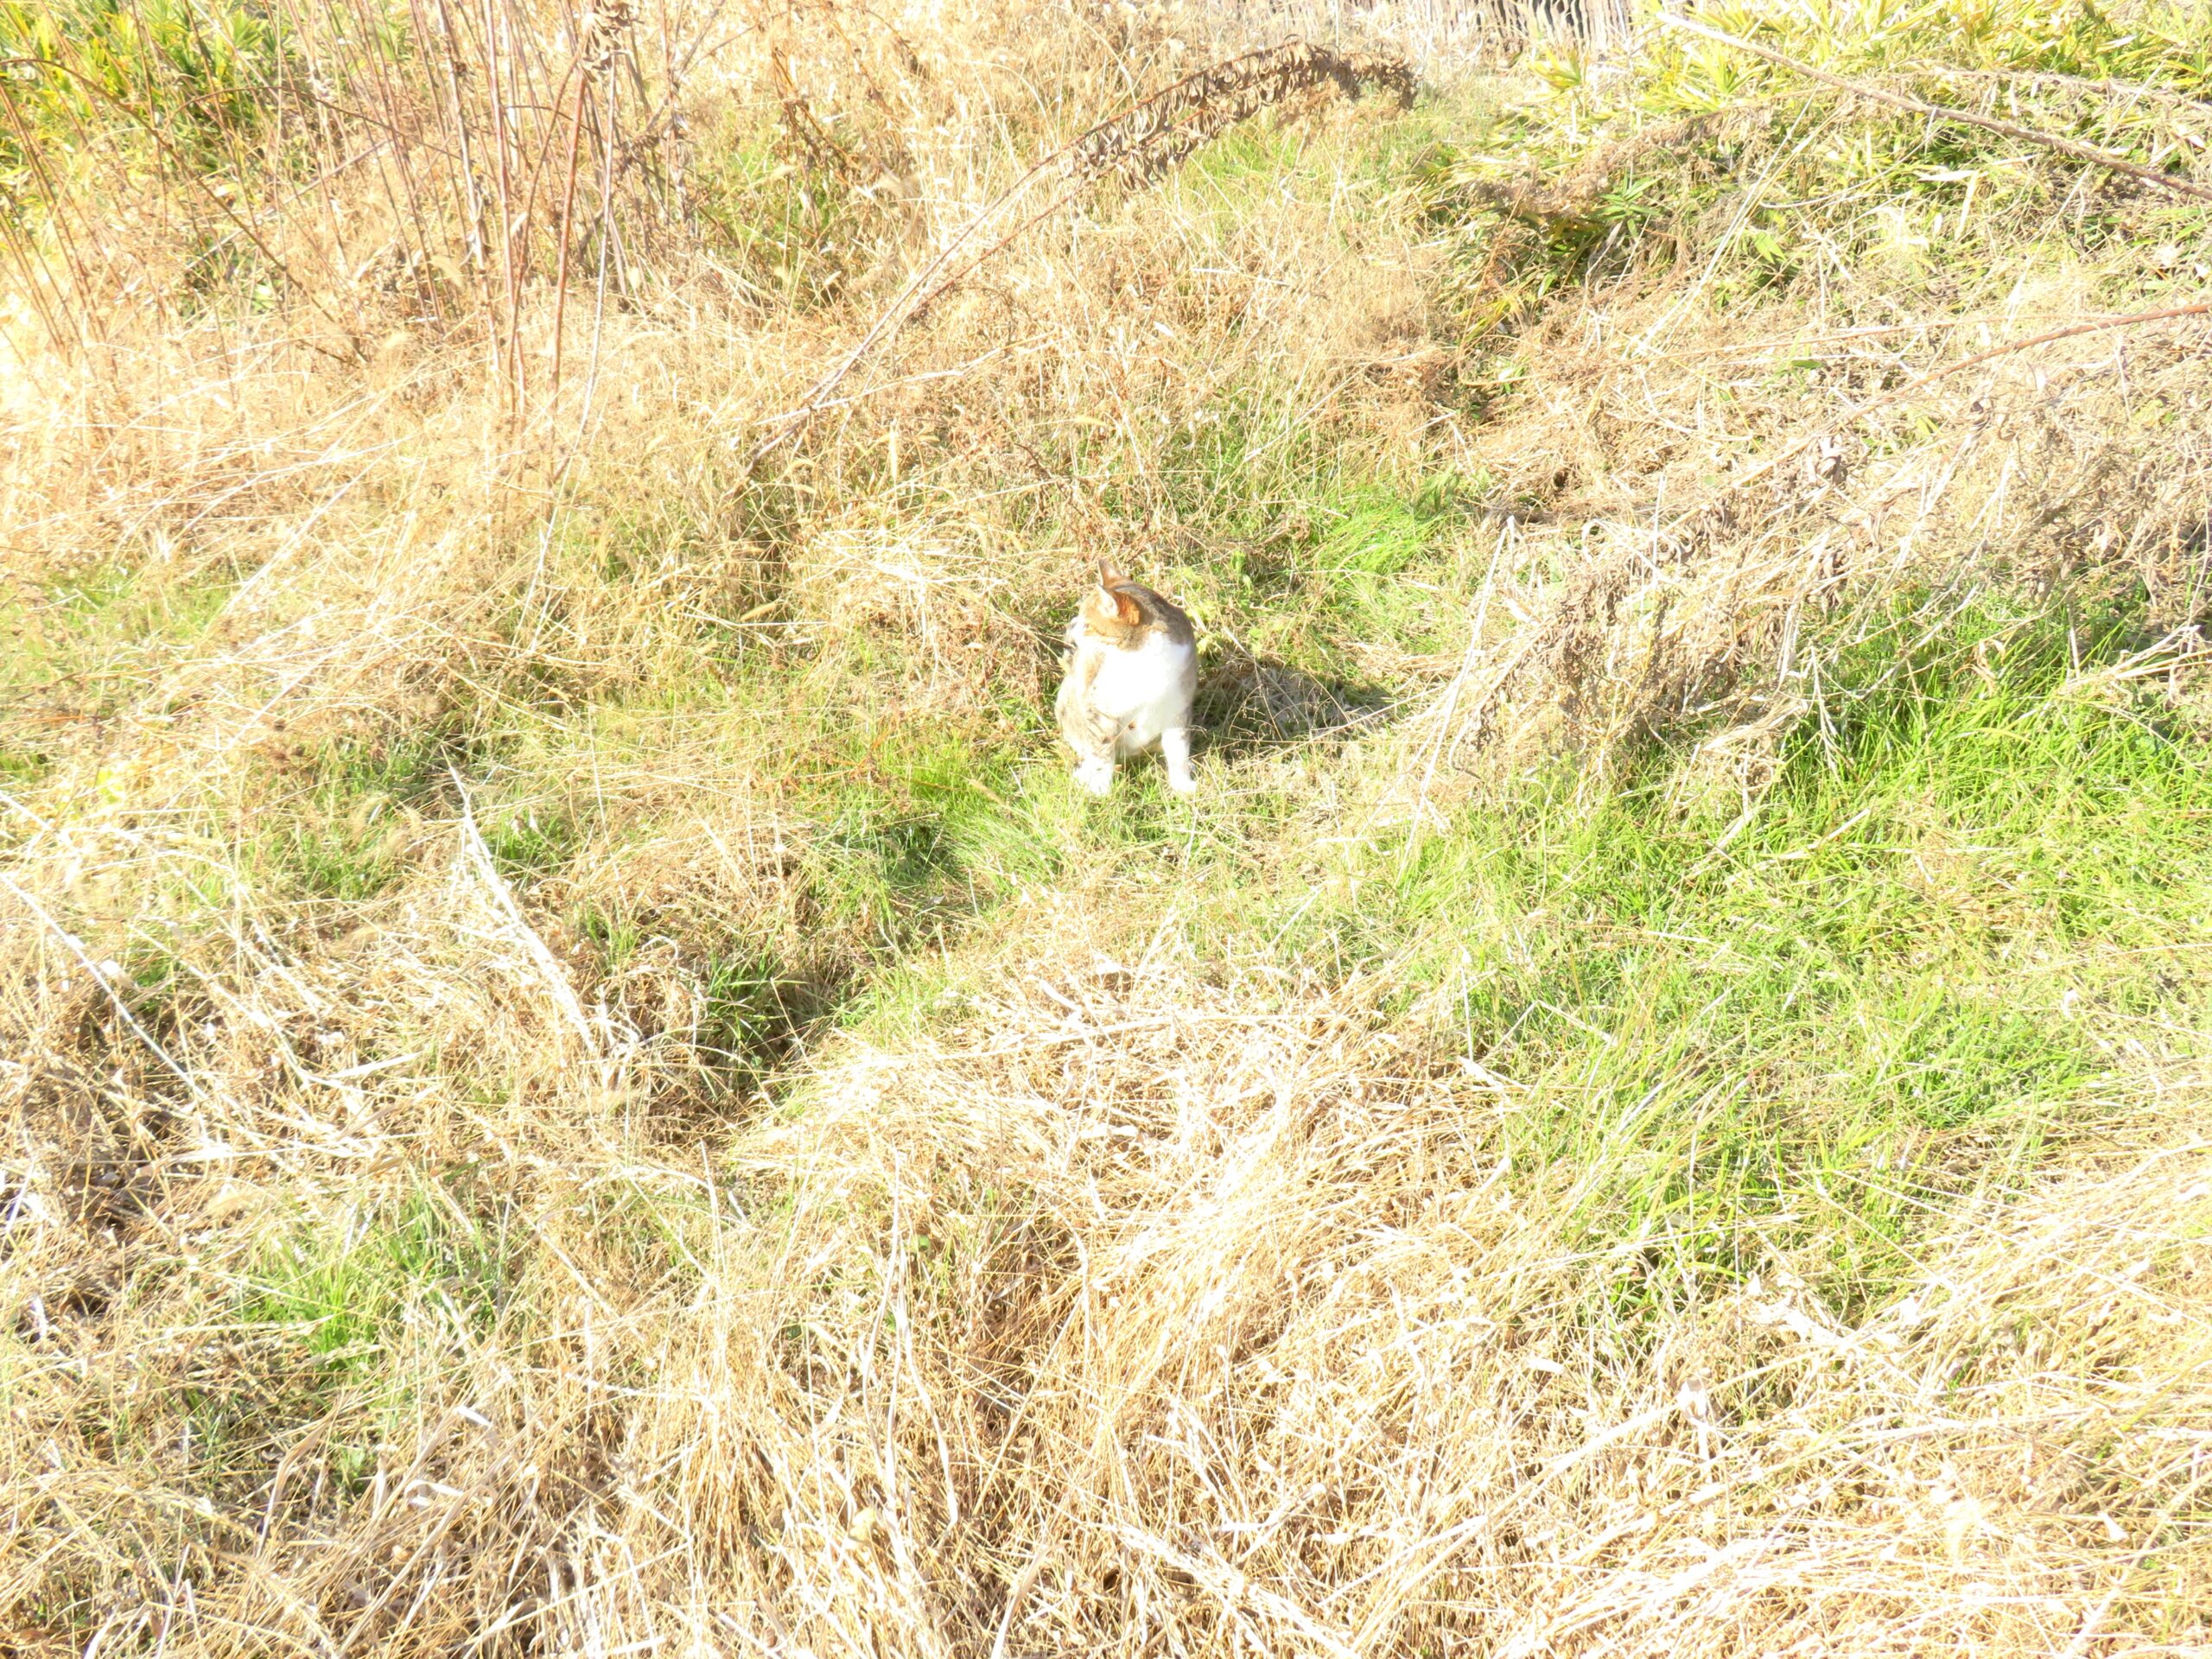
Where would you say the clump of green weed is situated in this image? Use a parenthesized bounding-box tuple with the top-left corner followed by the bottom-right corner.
(1410, 0, 2212, 340)
(0, 0, 299, 169)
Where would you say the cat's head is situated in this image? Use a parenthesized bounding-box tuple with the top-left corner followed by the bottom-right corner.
(1079, 557, 1146, 641)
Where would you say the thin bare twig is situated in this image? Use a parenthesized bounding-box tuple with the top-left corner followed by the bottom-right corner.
(549, 35, 593, 396)
(1682, 296, 2212, 526)
(0, 870, 205, 1103)
(1923, 64, 2212, 118)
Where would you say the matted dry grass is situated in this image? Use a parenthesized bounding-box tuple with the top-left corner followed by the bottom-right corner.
(8, 911, 2208, 1653)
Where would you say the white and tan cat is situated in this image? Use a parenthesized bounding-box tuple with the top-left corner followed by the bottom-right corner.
(1056, 558, 1198, 797)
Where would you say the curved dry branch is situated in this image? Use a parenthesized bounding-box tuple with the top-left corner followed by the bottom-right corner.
(744, 39, 1414, 469)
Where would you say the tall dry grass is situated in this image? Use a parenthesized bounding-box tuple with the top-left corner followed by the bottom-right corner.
(4, 0, 2212, 1655)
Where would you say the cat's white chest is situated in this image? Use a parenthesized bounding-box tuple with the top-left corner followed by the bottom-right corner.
(1082, 630, 1194, 752)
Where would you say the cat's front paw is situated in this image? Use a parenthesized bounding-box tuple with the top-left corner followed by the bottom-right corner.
(1074, 757, 1115, 797)
(1166, 767, 1198, 797)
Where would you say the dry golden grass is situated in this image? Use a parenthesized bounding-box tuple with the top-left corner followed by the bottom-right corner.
(4, 1, 2212, 1654)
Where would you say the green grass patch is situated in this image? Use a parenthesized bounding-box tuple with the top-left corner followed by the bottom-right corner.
(2, 557, 236, 715)
(240, 1189, 507, 1382)
(0, 559, 240, 802)
(147, 1187, 514, 1499)
(265, 729, 454, 901)
(1210, 594, 2210, 1322)
(805, 724, 1057, 944)
(479, 800, 579, 880)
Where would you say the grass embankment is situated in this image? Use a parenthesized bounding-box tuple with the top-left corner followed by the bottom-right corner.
(3, 1, 2212, 1653)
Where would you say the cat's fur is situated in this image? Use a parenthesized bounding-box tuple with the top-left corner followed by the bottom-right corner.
(1055, 558, 1198, 796)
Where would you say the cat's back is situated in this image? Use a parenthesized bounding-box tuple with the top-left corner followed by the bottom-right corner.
(1129, 582, 1195, 649)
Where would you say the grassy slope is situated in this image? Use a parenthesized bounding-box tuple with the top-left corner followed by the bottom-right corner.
(4, 2, 2212, 1654)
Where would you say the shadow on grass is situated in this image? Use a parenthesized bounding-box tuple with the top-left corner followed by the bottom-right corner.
(1195, 647, 1394, 759)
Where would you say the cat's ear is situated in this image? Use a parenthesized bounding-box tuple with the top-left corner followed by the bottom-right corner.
(1097, 557, 1128, 591)
(1112, 587, 1142, 626)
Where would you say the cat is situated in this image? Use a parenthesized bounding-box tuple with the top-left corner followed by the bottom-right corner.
(1055, 558, 1198, 797)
